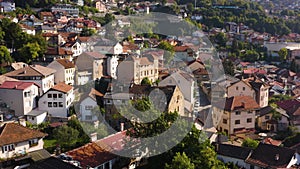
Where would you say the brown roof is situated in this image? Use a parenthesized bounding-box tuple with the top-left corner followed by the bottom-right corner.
(174, 45, 190, 52)
(5, 65, 56, 77)
(11, 62, 28, 70)
(51, 82, 73, 93)
(84, 52, 106, 59)
(0, 75, 18, 85)
(55, 59, 75, 68)
(222, 96, 260, 111)
(66, 142, 117, 168)
(40, 12, 53, 17)
(0, 123, 47, 146)
(78, 36, 90, 42)
(46, 47, 73, 55)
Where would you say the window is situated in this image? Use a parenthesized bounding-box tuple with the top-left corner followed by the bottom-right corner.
(53, 94, 57, 99)
(2, 144, 14, 153)
(29, 139, 38, 147)
(59, 102, 63, 107)
(48, 102, 52, 107)
(247, 118, 252, 123)
(235, 120, 240, 124)
(248, 111, 252, 114)
(24, 91, 31, 97)
(85, 115, 92, 121)
(85, 105, 93, 110)
(223, 119, 227, 124)
(235, 111, 241, 115)
(58, 94, 63, 98)
(236, 86, 239, 90)
(53, 102, 58, 107)
(265, 115, 270, 120)
(243, 87, 245, 91)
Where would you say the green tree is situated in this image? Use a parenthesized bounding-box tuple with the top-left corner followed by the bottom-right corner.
(165, 152, 195, 169)
(278, 48, 288, 62)
(18, 42, 41, 63)
(222, 59, 234, 75)
(141, 77, 152, 85)
(0, 46, 13, 65)
(53, 125, 79, 147)
(81, 27, 96, 36)
(242, 50, 260, 62)
(157, 41, 175, 64)
(242, 138, 259, 149)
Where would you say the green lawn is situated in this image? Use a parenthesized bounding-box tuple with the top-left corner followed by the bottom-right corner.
(44, 139, 57, 154)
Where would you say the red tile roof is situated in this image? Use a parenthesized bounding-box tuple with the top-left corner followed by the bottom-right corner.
(66, 142, 117, 168)
(51, 82, 73, 93)
(221, 96, 260, 111)
(55, 59, 75, 69)
(0, 123, 47, 146)
(0, 81, 40, 90)
(95, 131, 128, 152)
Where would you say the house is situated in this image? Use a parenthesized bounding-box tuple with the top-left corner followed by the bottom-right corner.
(257, 106, 289, 132)
(61, 41, 82, 58)
(159, 70, 195, 103)
(107, 55, 119, 79)
(39, 12, 54, 22)
(78, 36, 95, 52)
(103, 85, 185, 129)
(66, 142, 118, 169)
(213, 96, 260, 135)
(4, 65, 56, 94)
(227, 80, 256, 99)
(216, 143, 253, 169)
(0, 123, 47, 159)
(44, 47, 73, 62)
(245, 143, 299, 169)
(227, 77, 269, 108)
(117, 54, 159, 84)
(0, 0, 15, 12)
(75, 52, 107, 85)
(38, 83, 74, 117)
(0, 81, 40, 117)
(47, 59, 76, 85)
(276, 99, 300, 130)
(20, 24, 35, 35)
(95, 0, 108, 12)
(51, 4, 79, 17)
(26, 109, 48, 125)
(79, 88, 103, 122)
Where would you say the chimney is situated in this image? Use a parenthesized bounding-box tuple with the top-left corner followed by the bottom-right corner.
(241, 101, 245, 108)
(90, 132, 97, 142)
(120, 122, 124, 131)
(19, 118, 26, 127)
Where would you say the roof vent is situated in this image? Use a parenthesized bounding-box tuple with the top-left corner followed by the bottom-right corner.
(275, 154, 279, 161)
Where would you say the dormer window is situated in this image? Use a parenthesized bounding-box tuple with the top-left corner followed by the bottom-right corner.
(29, 139, 38, 147)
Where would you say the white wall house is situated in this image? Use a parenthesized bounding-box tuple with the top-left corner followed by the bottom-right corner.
(117, 55, 159, 84)
(62, 41, 82, 58)
(75, 52, 107, 84)
(0, 81, 39, 117)
(0, 123, 47, 159)
(79, 88, 103, 122)
(107, 55, 119, 79)
(26, 110, 48, 125)
(159, 70, 195, 103)
(47, 59, 76, 85)
(38, 83, 74, 117)
(4, 65, 56, 94)
(0, 1, 15, 12)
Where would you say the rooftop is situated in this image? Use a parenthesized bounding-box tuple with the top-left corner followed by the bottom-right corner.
(51, 82, 73, 93)
(0, 123, 47, 146)
(0, 81, 40, 90)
